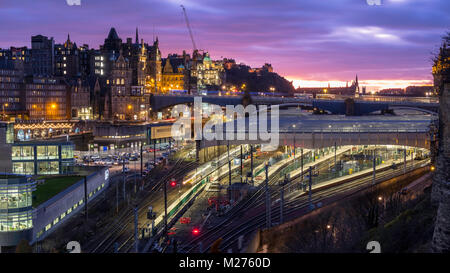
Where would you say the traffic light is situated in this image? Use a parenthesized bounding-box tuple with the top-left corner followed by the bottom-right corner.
(192, 228, 200, 235)
(170, 180, 177, 187)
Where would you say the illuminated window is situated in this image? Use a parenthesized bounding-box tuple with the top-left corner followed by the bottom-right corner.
(61, 145, 74, 159)
(37, 161, 59, 175)
(12, 162, 34, 175)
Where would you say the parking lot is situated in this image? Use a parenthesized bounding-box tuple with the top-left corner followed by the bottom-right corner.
(74, 142, 183, 176)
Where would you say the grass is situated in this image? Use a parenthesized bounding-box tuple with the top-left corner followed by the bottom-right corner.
(33, 176, 84, 207)
(0, 174, 23, 179)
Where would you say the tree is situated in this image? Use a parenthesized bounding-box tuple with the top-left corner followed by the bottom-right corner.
(431, 32, 450, 252)
(210, 238, 223, 253)
(15, 239, 33, 253)
(242, 89, 252, 108)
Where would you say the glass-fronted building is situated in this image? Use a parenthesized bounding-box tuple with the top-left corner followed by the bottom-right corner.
(0, 174, 35, 248)
(11, 142, 74, 175)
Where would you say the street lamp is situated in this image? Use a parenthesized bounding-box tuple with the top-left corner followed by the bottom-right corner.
(2, 103, 9, 120)
(270, 87, 275, 96)
(292, 124, 296, 161)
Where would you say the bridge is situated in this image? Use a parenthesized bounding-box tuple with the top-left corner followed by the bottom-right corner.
(150, 94, 439, 115)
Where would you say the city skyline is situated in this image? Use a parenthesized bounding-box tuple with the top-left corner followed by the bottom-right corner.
(1, 0, 449, 91)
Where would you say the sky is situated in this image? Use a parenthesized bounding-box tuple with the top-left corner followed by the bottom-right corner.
(0, 0, 449, 91)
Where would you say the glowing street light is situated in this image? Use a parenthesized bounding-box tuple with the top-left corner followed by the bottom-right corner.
(270, 86, 275, 96)
(2, 103, 9, 120)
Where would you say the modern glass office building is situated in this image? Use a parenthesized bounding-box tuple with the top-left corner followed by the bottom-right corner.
(11, 142, 74, 175)
(0, 174, 35, 247)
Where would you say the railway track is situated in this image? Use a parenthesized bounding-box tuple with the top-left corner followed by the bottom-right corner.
(182, 159, 429, 253)
(86, 155, 198, 253)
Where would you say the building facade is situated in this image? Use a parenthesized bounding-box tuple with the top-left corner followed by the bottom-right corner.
(0, 174, 35, 249)
(11, 141, 74, 175)
(190, 51, 224, 91)
(0, 61, 26, 121)
(25, 77, 69, 120)
(54, 34, 80, 78)
(161, 55, 186, 92)
(70, 78, 92, 120)
(31, 35, 54, 77)
(1, 122, 74, 175)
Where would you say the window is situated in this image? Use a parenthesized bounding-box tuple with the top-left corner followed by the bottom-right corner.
(0, 186, 32, 210)
(12, 146, 34, 160)
(37, 161, 59, 175)
(0, 211, 33, 232)
(37, 145, 58, 160)
(36, 230, 44, 239)
(12, 162, 34, 175)
(61, 161, 73, 175)
(61, 145, 73, 159)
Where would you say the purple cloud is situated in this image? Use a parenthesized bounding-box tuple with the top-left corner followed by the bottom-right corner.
(0, 0, 448, 88)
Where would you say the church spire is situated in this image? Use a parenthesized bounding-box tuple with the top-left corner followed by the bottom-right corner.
(135, 27, 139, 44)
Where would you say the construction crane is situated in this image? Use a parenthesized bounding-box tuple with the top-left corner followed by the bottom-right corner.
(181, 5, 197, 52)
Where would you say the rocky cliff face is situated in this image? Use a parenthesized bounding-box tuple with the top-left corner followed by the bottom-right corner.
(431, 39, 450, 252)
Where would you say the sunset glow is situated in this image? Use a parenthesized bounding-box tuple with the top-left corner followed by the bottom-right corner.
(288, 78, 433, 92)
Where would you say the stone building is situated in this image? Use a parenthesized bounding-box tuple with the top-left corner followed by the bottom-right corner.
(104, 52, 133, 120)
(31, 35, 55, 77)
(161, 55, 186, 92)
(190, 51, 224, 90)
(24, 77, 69, 120)
(146, 38, 162, 93)
(69, 78, 92, 120)
(0, 60, 26, 121)
(54, 34, 79, 78)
